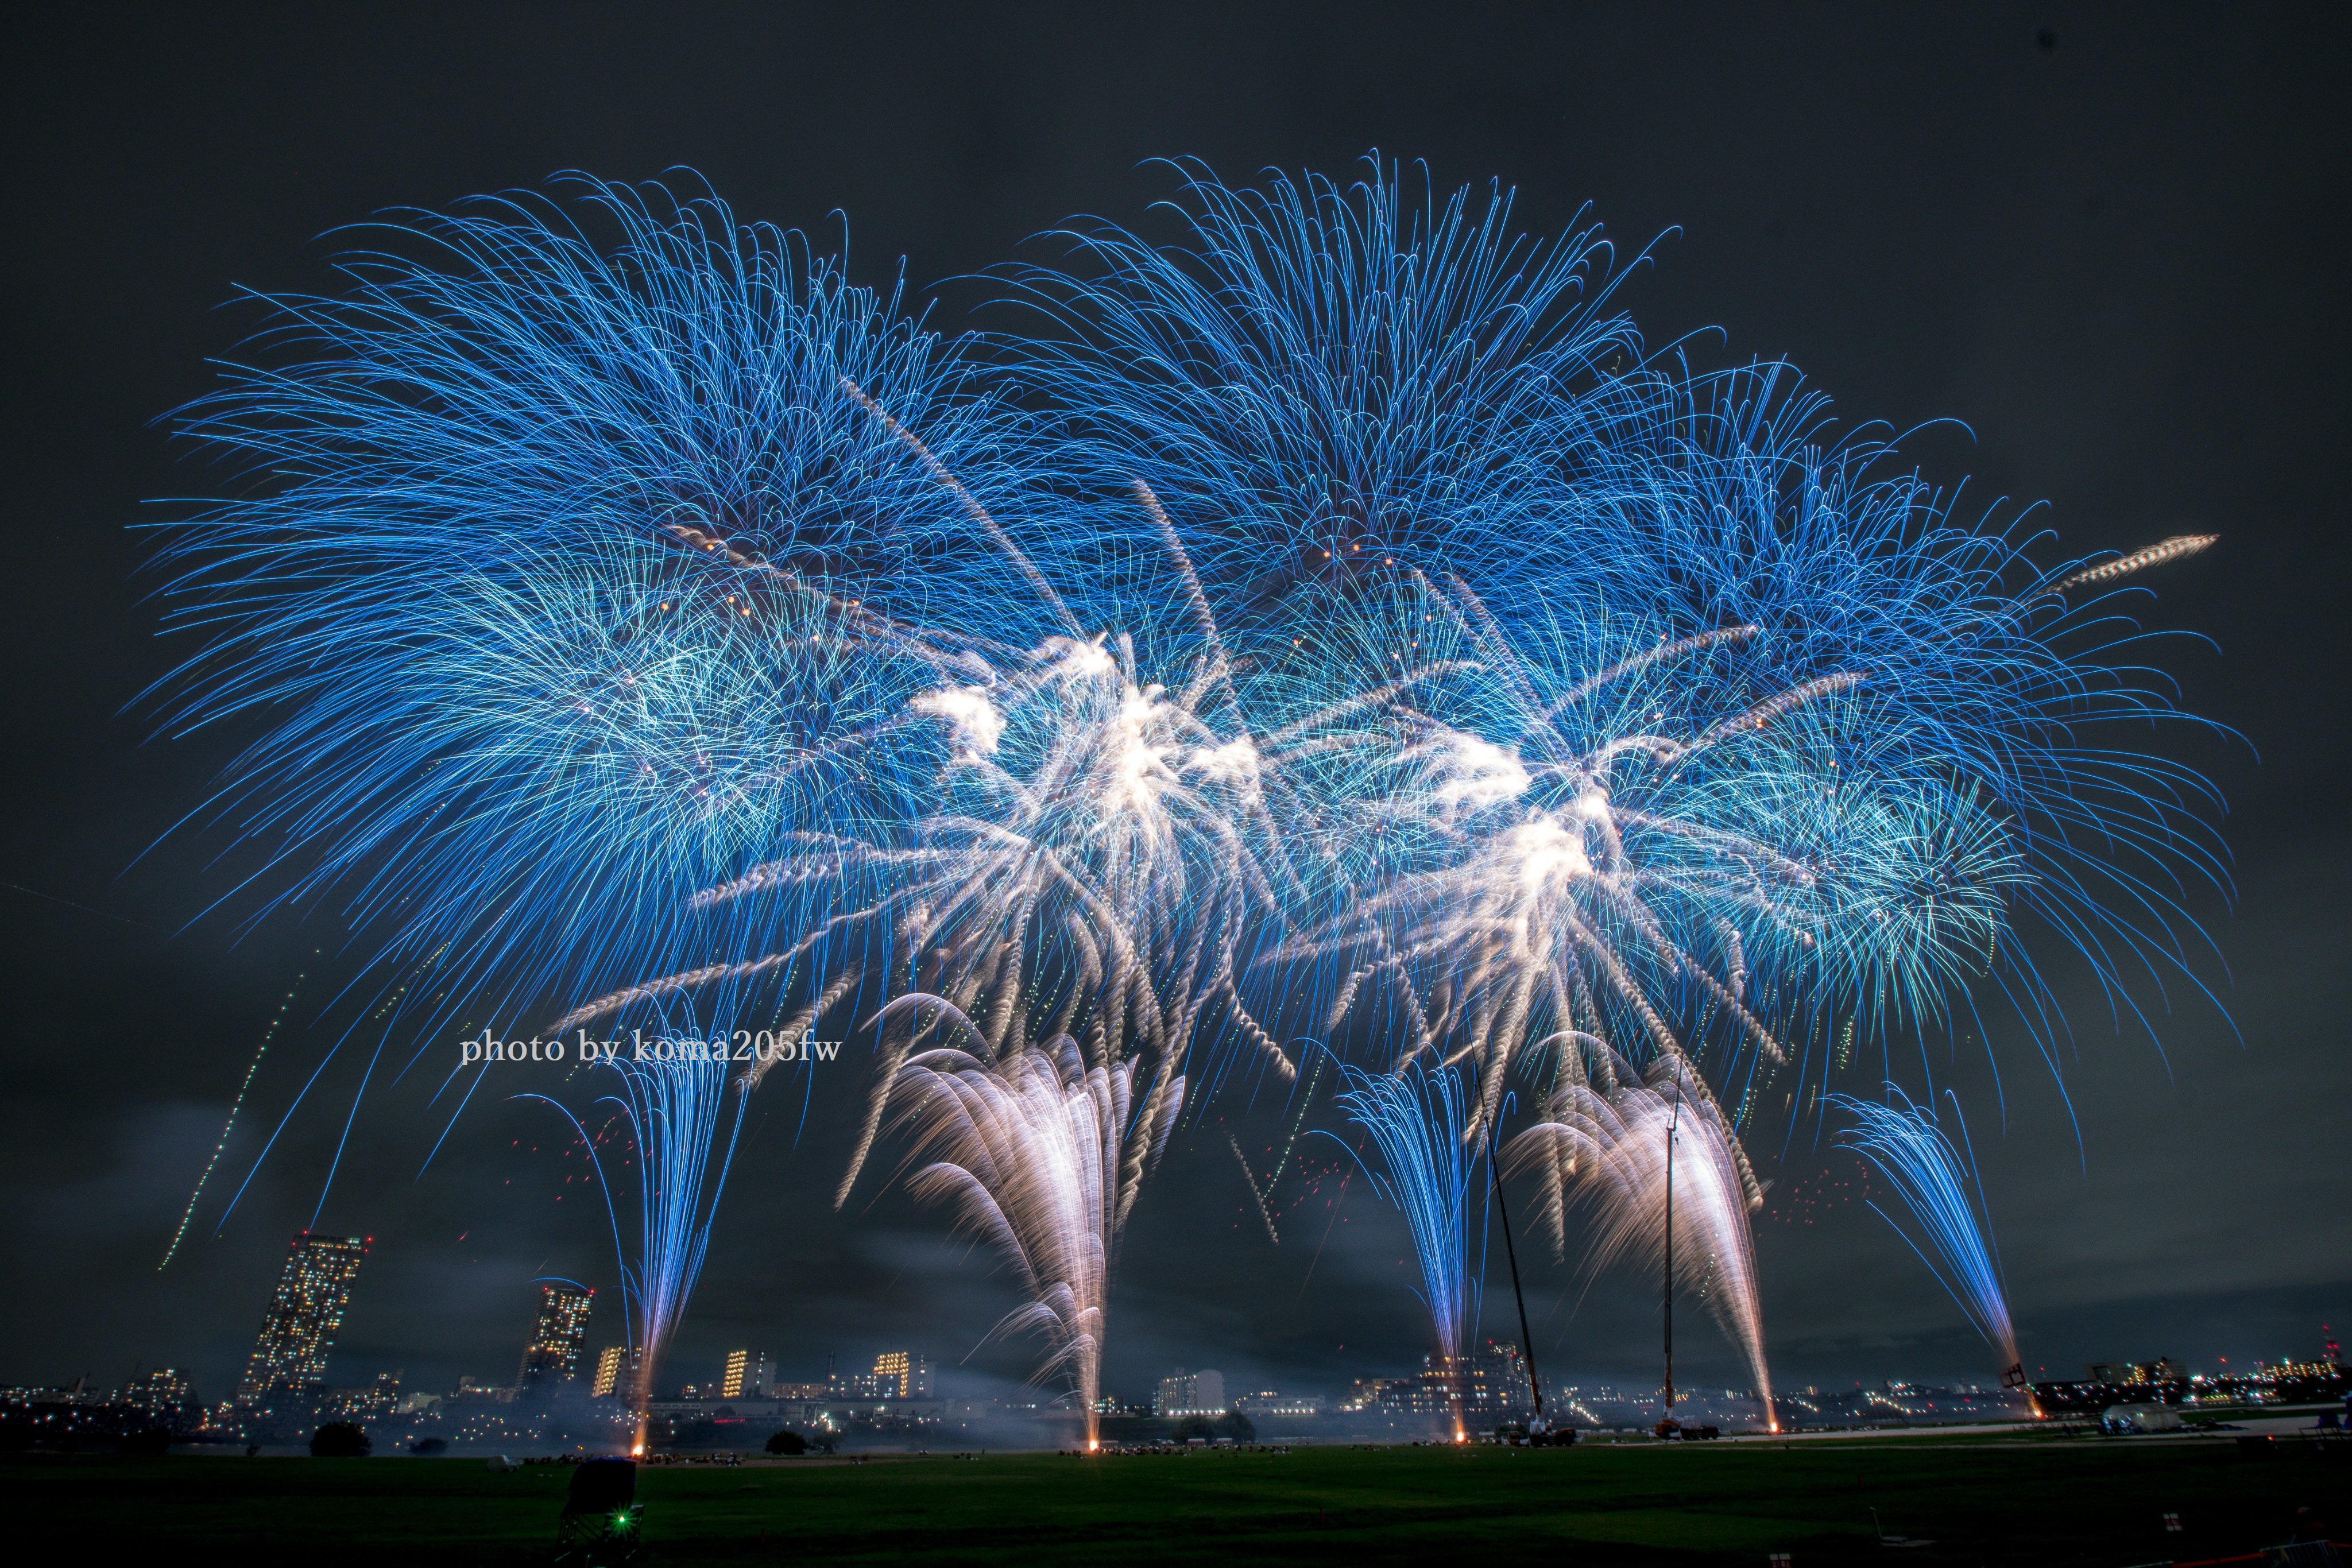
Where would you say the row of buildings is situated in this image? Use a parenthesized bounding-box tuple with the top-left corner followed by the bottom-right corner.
(2031, 1352, 2351, 1415)
(26, 1228, 1539, 1443)
(1337, 1341, 1537, 1423)
(1144, 1342, 1537, 1424)
(47, 1229, 2335, 1446)
(1147, 1371, 1326, 1419)
(644, 1346, 934, 1404)
(226, 1233, 608, 1432)
(71, 1230, 935, 1438)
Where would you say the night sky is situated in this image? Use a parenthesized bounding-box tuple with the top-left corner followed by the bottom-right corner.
(5, 4, 2345, 1411)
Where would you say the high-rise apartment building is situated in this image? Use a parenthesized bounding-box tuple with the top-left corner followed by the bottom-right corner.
(585, 1345, 630, 1401)
(719, 1349, 772, 1400)
(872, 1351, 932, 1399)
(234, 1232, 369, 1407)
(514, 1283, 594, 1393)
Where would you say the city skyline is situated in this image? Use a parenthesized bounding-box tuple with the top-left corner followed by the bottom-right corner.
(20, 1228, 2338, 1459)
(28, 1221, 2332, 1434)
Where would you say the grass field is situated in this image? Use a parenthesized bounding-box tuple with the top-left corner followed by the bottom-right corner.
(10, 1434, 2344, 1565)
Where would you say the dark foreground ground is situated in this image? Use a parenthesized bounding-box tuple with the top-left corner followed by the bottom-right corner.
(9, 1434, 2345, 1565)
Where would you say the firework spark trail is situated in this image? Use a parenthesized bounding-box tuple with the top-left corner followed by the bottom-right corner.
(839, 374, 1082, 637)
(1508, 1047, 1775, 1430)
(2045, 534, 2218, 596)
(1829, 1086, 2019, 1379)
(160, 966, 310, 1269)
(1263, 1047, 1332, 1197)
(549, 893, 885, 1035)
(1535, 626, 1762, 721)
(1331, 1062, 1480, 1435)
(1691, 671, 1867, 747)
(1229, 1130, 1281, 1244)
(886, 1026, 1181, 1449)
(742, 962, 866, 1093)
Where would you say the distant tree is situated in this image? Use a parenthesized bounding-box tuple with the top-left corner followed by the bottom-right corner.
(118, 1427, 171, 1457)
(409, 1437, 448, 1455)
(764, 1429, 806, 1456)
(310, 1422, 372, 1457)
(1171, 1415, 1217, 1442)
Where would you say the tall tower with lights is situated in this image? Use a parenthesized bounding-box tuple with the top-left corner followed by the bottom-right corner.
(720, 1349, 772, 1400)
(234, 1232, 369, 1407)
(873, 1351, 931, 1398)
(515, 1283, 595, 1394)
(590, 1344, 636, 1399)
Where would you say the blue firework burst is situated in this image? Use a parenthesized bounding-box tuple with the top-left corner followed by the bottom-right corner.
(149, 177, 1049, 1014)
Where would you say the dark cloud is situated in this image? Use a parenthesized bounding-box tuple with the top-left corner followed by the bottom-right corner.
(2, 3, 2344, 1407)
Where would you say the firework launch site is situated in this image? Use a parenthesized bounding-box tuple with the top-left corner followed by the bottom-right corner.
(9, 1431, 2345, 1566)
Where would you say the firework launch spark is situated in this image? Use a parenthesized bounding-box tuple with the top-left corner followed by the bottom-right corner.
(1831, 1087, 2020, 1382)
(1511, 1046, 1775, 1430)
(885, 1023, 1181, 1449)
(1332, 1062, 1481, 1437)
